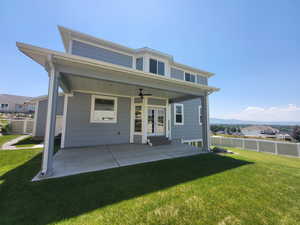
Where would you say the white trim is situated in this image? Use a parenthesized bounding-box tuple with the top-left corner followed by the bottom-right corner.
(168, 101, 172, 139)
(149, 57, 168, 76)
(198, 105, 202, 125)
(184, 72, 196, 83)
(174, 103, 184, 125)
(130, 97, 134, 143)
(90, 95, 118, 123)
(72, 38, 135, 58)
(74, 90, 132, 98)
(142, 97, 148, 143)
(61, 94, 69, 148)
(68, 39, 73, 54)
(32, 101, 39, 136)
(147, 104, 166, 108)
(166, 100, 169, 138)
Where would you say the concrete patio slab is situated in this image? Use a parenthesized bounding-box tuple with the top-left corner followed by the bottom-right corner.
(33, 143, 207, 181)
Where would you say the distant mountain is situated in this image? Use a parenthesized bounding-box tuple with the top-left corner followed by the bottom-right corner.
(210, 118, 300, 126)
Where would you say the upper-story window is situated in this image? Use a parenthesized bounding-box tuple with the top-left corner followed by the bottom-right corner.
(149, 58, 165, 75)
(185, 72, 196, 83)
(136, 57, 143, 71)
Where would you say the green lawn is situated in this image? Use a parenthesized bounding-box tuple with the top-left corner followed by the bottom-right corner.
(0, 134, 22, 148)
(0, 147, 299, 225)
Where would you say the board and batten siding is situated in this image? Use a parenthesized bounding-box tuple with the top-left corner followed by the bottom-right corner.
(72, 40, 133, 68)
(34, 96, 64, 137)
(171, 98, 203, 140)
(170, 67, 208, 85)
(64, 92, 131, 148)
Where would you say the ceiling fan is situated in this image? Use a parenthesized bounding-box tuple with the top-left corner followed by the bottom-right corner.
(138, 88, 152, 99)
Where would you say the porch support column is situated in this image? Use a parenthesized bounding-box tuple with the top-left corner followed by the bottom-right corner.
(142, 97, 148, 144)
(41, 59, 59, 177)
(201, 93, 210, 151)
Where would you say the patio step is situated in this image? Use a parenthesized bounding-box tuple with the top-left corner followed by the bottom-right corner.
(147, 136, 171, 146)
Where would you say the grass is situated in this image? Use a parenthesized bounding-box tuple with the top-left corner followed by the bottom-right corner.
(13, 136, 42, 148)
(0, 134, 22, 148)
(0, 147, 299, 225)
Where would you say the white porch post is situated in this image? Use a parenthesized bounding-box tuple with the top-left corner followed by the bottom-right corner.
(166, 99, 170, 139)
(201, 94, 210, 151)
(130, 97, 135, 143)
(142, 97, 148, 144)
(41, 61, 59, 177)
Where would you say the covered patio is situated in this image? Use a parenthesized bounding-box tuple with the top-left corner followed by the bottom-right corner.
(33, 143, 207, 180)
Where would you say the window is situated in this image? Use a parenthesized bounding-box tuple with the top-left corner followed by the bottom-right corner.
(136, 57, 143, 71)
(1, 104, 8, 108)
(174, 104, 184, 125)
(199, 105, 203, 125)
(134, 105, 142, 133)
(149, 58, 165, 75)
(90, 95, 117, 123)
(185, 72, 196, 83)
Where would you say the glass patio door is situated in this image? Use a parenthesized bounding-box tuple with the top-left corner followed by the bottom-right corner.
(147, 107, 165, 136)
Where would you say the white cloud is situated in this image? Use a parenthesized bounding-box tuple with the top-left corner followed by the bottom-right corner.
(219, 104, 300, 122)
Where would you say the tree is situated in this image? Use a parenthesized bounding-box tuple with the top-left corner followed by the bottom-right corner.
(292, 126, 300, 142)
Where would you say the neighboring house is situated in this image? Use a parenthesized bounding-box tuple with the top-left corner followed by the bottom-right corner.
(0, 94, 35, 113)
(17, 26, 219, 177)
(242, 125, 279, 137)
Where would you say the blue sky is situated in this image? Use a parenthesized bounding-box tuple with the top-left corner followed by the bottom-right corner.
(1, 0, 300, 121)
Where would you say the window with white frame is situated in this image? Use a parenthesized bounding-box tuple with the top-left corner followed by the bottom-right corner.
(174, 104, 184, 125)
(136, 57, 143, 71)
(149, 58, 165, 75)
(185, 72, 196, 83)
(199, 105, 203, 125)
(90, 95, 117, 123)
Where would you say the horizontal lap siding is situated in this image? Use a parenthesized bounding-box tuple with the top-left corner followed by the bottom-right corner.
(171, 98, 202, 140)
(72, 40, 133, 68)
(197, 75, 208, 85)
(64, 92, 130, 148)
(148, 98, 166, 106)
(35, 96, 64, 137)
(170, 67, 184, 80)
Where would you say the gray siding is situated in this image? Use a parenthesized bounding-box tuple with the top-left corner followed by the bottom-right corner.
(64, 92, 131, 148)
(34, 96, 64, 137)
(148, 98, 166, 106)
(171, 67, 184, 80)
(171, 98, 202, 140)
(72, 40, 133, 68)
(197, 75, 208, 85)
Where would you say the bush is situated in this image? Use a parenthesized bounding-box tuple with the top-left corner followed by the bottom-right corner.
(1, 123, 11, 134)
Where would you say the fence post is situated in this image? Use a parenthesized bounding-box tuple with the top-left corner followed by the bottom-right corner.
(23, 120, 27, 134)
(242, 138, 245, 150)
(297, 143, 300, 157)
(275, 142, 278, 155)
(256, 140, 259, 152)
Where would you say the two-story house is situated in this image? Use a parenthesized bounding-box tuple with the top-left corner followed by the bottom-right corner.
(17, 26, 219, 178)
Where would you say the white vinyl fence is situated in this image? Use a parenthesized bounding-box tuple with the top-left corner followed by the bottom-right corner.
(10, 119, 34, 134)
(211, 136, 300, 158)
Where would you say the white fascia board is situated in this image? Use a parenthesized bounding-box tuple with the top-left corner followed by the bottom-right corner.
(16, 42, 220, 93)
